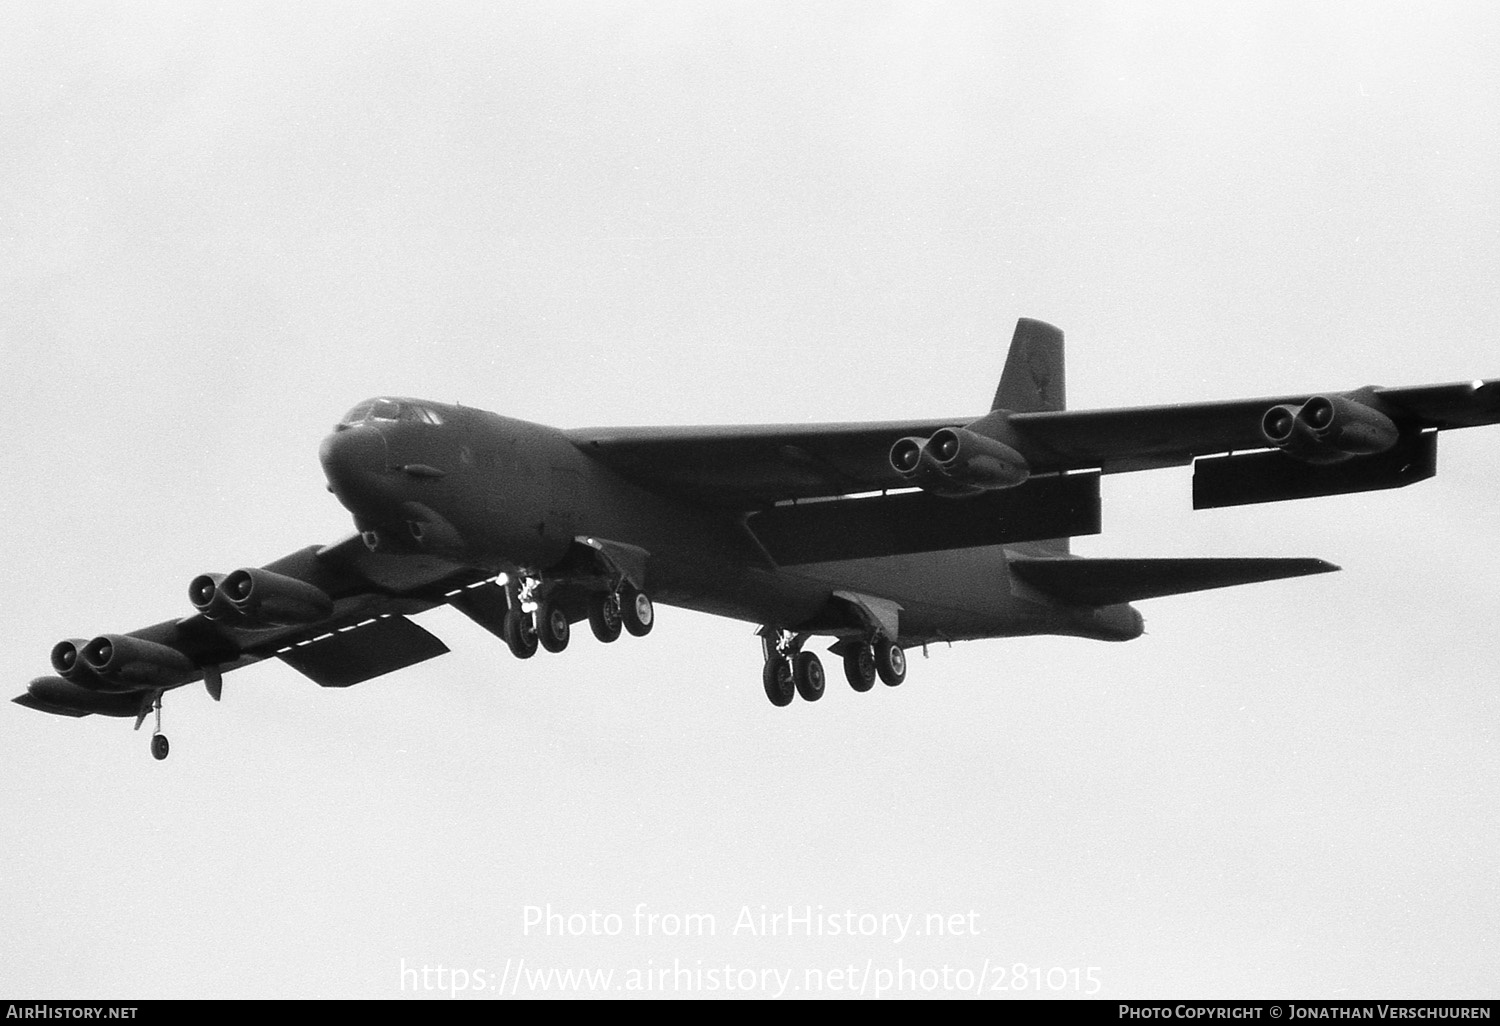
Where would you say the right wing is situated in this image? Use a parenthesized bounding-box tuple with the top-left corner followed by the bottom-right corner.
(15, 536, 501, 718)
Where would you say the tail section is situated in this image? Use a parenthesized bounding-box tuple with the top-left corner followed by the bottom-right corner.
(994, 317, 1068, 552)
(992, 318, 1065, 414)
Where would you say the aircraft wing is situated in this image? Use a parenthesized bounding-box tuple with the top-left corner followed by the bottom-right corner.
(568, 380, 1500, 508)
(14, 535, 498, 718)
(1007, 380, 1500, 474)
(566, 418, 965, 507)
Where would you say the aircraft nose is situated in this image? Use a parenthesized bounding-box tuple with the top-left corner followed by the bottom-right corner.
(319, 424, 390, 510)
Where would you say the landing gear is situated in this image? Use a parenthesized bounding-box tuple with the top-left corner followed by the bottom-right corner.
(793, 651, 825, 702)
(762, 655, 795, 707)
(504, 609, 538, 659)
(759, 631, 907, 706)
(842, 644, 877, 692)
(535, 597, 570, 654)
(137, 691, 170, 761)
(875, 638, 907, 686)
(621, 585, 654, 637)
(499, 565, 655, 656)
(588, 591, 623, 643)
(759, 629, 826, 705)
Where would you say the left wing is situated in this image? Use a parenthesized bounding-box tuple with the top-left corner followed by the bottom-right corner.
(569, 380, 1500, 509)
(15, 536, 499, 719)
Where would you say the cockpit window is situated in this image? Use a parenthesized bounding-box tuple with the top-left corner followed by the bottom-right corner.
(339, 399, 443, 426)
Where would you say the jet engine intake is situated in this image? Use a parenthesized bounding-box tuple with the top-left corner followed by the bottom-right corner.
(81, 634, 197, 688)
(188, 573, 239, 622)
(218, 568, 334, 627)
(49, 638, 117, 690)
(889, 428, 1031, 497)
(1261, 393, 1400, 464)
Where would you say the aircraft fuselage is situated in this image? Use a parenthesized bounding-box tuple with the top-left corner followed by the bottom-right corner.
(318, 398, 1141, 646)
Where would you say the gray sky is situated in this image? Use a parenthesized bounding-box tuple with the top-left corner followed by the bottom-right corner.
(2, 1, 1498, 999)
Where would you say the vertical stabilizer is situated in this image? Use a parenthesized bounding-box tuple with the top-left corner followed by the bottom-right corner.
(992, 318, 1065, 413)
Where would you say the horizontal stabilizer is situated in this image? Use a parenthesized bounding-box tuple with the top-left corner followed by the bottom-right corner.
(277, 614, 448, 688)
(1009, 555, 1339, 607)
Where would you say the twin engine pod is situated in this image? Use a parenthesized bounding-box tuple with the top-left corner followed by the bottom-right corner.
(890, 426, 1031, 498)
(1261, 392, 1400, 464)
(189, 568, 334, 628)
(50, 634, 196, 690)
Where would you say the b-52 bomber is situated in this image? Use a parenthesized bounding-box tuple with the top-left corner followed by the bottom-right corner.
(17, 319, 1500, 758)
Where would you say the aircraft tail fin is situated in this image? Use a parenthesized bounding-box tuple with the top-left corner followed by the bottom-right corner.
(992, 318, 1065, 413)
(1009, 555, 1339, 607)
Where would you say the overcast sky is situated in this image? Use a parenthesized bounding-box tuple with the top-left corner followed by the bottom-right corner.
(2, 1, 1498, 1000)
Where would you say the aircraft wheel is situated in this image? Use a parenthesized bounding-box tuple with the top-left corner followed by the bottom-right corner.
(536, 599, 570, 654)
(875, 639, 907, 687)
(793, 651, 825, 702)
(504, 610, 538, 659)
(150, 733, 170, 761)
(621, 586, 654, 637)
(762, 656, 795, 707)
(588, 591, 623, 643)
(843, 644, 877, 692)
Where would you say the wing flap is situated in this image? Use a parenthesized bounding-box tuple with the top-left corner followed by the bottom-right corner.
(275, 614, 449, 688)
(748, 473, 1100, 565)
(1009, 556, 1339, 607)
(1193, 430, 1437, 509)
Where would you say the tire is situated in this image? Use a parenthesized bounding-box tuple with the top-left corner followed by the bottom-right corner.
(762, 656, 795, 707)
(875, 639, 906, 687)
(621, 586, 654, 637)
(843, 644, 877, 693)
(536, 599, 570, 654)
(794, 651, 825, 702)
(504, 609, 538, 659)
(588, 591, 623, 643)
(151, 734, 170, 761)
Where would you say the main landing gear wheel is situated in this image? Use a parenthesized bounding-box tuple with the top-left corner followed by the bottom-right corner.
(504, 609, 538, 659)
(621, 585, 654, 637)
(793, 651, 825, 702)
(875, 639, 907, 687)
(151, 733, 169, 761)
(588, 591, 623, 643)
(843, 644, 877, 692)
(762, 656, 795, 707)
(535, 598, 570, 653)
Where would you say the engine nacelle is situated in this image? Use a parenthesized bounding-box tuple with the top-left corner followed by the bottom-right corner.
(1261, 393, 1400, 464)
(81, 634, 198, 688)
(890, 427, 1031, 497)
(49, 638, 120, 691)
(217, 568, 334, 627)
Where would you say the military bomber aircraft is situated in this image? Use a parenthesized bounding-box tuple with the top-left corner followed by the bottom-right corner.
(16, 319, 1500, 758)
